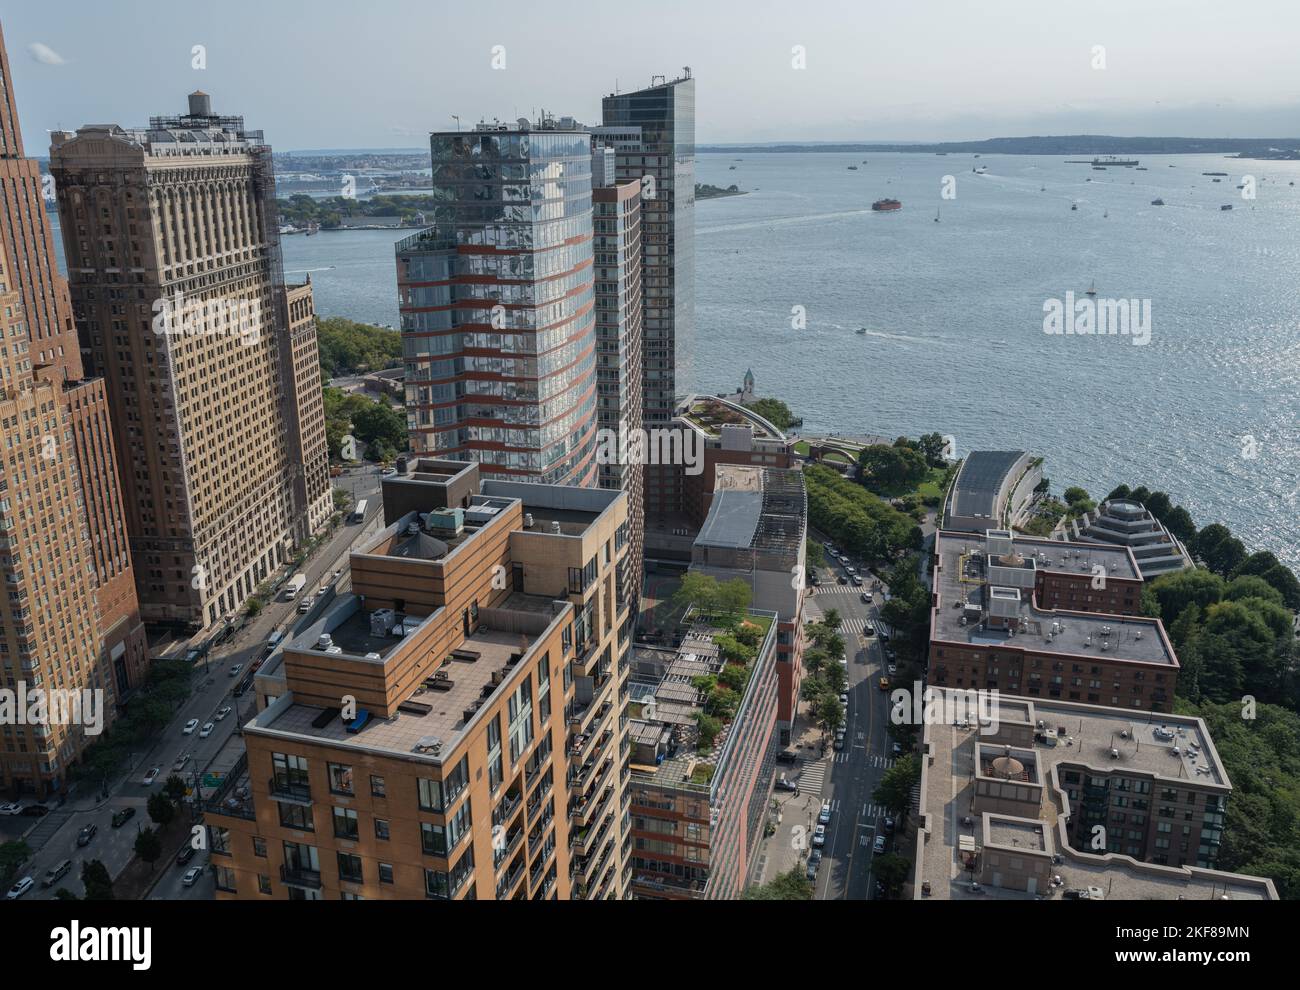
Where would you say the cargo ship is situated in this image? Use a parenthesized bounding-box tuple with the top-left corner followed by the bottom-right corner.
(871, 198, 902, 211)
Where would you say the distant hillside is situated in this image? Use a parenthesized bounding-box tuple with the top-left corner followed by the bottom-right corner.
(700, 135, 1300, 157)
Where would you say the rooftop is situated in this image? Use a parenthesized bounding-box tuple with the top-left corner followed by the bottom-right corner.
(677, 395, 784, 441)
(950, 450, 1027, 518)
(917, 690, 1275, 901)
(932, 532, 1172, 666)
(256, 595, 566, 763)
(695, 466, 806, 558)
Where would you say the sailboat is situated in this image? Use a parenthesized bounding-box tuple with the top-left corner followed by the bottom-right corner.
(1085, 279, 1097, 297)
(934, 203, 941, 223)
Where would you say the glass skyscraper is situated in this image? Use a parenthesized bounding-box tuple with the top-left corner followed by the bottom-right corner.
(599, 72, 695, 427)
(396, 121, 599, 486)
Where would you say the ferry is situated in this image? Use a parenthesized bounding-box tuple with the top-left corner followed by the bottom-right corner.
(1092, 157, 1137, 166)
(1203, 171, 1228, 176)
(871, 198, 902, 212)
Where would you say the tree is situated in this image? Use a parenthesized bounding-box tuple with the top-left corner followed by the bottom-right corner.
(822, 608, 842, 631)
(1225, 575, 1284, 607)
(315, 316, 402, 379)
(815, 695, 844, 734)
(53, 888, 79, 901)
(81, 860, 115, 901)
(0, 839, 31, 886)
(916, 433, 948, 467)
(873, 852, 911, 895)
(673, 572, 720, 616)
(746, 397, 794, 430)
(163, 774, 188, 803)
(743, 866, 813, 900)
(1063, 486, 1090, 506)
(148, 792, 177, 827)
(1163, 505, 1197, 544)
(873, 755, 921, 815)
(1145, 568, 1225, 626)
(716, 578, 753, 621)
(1193, 523, 1232, 560)
(805, 540, 826, 569)
(134, 828, 163, 868)
(1106, 484, 1132, 500)
(351, 401, 407, 455)
(858, 444, 928, 492)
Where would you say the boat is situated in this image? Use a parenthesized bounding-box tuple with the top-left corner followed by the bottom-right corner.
(729, 165, 737, 170)
(1136, 167, 1148, 171)
(1092, 166, 1107, 171)
(847, 165, 858, 171)
(1212, 178, 1221, 183)
(305, 222, 320, 236)
(1071, 202, 1078, 211)
(972, 166, 989, 174)
(861, 160, 868, 164)
(871, 198, 902, 212)
(856, 327, 867, 335)
(1040, 185, 1046, 191)
(1221, 204, 1233, 211)
(1085, 280, 1097, 297)
(1151, 198, 1165, 206)
(934, 204, 941, 223)
(1091, 156, 1138, 166)
(1103, 209, 1109, 218)
(1203, 171, 1228, 176)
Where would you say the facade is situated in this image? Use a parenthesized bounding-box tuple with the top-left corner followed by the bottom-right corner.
(912, 689, 1277, 899)
(591, 176, 644, 610)
(598, 71, 695, 428)
(1054, 498, 1193, 579)
(690, 465, 807, 742)
(50, 91, 330, 629)
(0, 22, 147, 798)
(395, 119, 599, 488)
(929, 529, 1178, 712)
(627, 609, 781, 899)
(283, 277, 333, 535)
(205, 459, 636, 900)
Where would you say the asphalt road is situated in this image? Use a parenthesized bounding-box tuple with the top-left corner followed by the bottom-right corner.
(9, 470, 383, 902)
(805, 541, 900, 900)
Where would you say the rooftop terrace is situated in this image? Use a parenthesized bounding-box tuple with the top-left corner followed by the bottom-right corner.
(678, 395, 784, 441)
(916, 690, 1274, 900)
(933, 533, 1172, 666)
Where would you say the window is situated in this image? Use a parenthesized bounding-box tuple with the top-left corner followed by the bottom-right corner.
(421, 800, 472, 856)
(508, 680, 533, 764)
(258, 874, 272, 895)
(337, 852, 364, 884)
(278, 802, 314, 832)
(271, 752, 310, 794)
(370, 774, 386, 797)
(418, 756, 470, 812)
(328, 764, 354, 795)
(213, 866, 236, 893)
(379, 863, 395, 885)
(252, 837, 267, 858)
(333, 807, 360, 841)
(374, 818, 390, 841)
(486, 715, 503, 793)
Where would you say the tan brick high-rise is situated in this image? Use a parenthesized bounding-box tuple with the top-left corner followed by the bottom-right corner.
(0, 20, 147, 799)
(50, 92, 330, 629)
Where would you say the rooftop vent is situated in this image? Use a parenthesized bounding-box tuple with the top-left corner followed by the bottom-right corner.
(413, 735, 443, 755)
(316, 634, 333, 650)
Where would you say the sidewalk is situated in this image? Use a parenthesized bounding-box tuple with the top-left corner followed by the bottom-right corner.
(752, 703, 830, 885)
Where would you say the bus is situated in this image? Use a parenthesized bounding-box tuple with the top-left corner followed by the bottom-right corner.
(350, 499, 368, 524)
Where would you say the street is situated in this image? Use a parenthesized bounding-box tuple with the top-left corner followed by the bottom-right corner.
(8, 469, 383, 901)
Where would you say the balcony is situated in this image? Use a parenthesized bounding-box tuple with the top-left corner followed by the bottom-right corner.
(494, 825, 525, 870)
(496, 857, 526, 899)
(492, 789, 523, 828)
(279, 864, 322, 890)
(268, 777, 313, 805)
(568, 754, 612, 797)
(526, 777, 553, 821)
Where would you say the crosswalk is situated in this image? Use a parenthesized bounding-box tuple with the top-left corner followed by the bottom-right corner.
(861, 801, 889, 821)
(868, 755, 896, 769)
(839, 618, 871, 637)
(798, 758, 829, 796)
(812, 584, 868, 595)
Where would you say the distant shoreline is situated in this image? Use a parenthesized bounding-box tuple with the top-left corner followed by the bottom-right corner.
(699, 136, 1300, 157)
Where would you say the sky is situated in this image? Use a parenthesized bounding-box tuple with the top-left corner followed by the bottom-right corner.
(4, 0, 1299, 152)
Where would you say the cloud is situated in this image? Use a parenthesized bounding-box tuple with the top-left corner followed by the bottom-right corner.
(27, 43, 67, 66)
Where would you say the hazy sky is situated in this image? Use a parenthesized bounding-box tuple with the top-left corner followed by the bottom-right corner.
(5, 0, 1299, 151)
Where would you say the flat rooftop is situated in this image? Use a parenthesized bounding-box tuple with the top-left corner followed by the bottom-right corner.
(678, 395, 783, 441)
(933, 533, 1170, 665)
(951, 450, 1026, 518)
(918, 690, 1274, 901)
(259, 595, 563, 761)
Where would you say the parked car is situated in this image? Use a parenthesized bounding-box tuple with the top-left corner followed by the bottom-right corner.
(818, 800, 832, 825)
(892, 742, 904, 756)
(0, 801, 21, 815)
(806, 849, 822, 880)
(229, 664, 243, 678)
(851, 575, 864, 586)
(813, 824, 827, 848)
(839, 693, 849, 707)
(176, 844, 198, 867)
(76, 823, 98, 847)
(182, 718, 199, 735)
(111, 807, 136, 828)
(837, 576, 848, 585)
(878, 676, 891, 691)
(832, 735, 845, 751)
(775, 774, 798, 793)
(887, 663, 897, 676)
(860, 592, 871, 603)
(214, 706, 233, 721)
(6, 876, 33, 899)
(884, 817, 896, 834)
(873, 834, 887, 854)
(199, 722, 215, 739)
(142, 766, 161, 786)
(42, 859, 73, 888)
(775, 750, 798, 765)
(173, 753, 191, 772)
(20, 804, 49, 817)
(181, 867, 204, 887)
